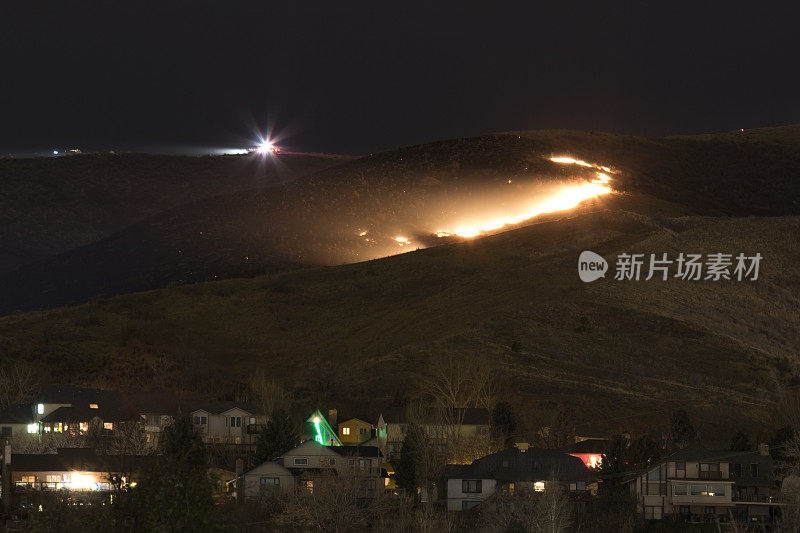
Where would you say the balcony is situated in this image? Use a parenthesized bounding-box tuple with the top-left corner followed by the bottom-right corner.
(247, 424, 266, 435)
(733, 493, 772, 503)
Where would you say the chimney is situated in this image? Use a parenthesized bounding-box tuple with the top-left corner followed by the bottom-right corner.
(515, 442, 529, 453)
(759, 443, 769, 456)
(328, 409, 338, 427)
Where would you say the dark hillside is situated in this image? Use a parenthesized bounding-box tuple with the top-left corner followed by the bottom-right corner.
(0, 152, 349, 274)
(1, 126, 798, 314)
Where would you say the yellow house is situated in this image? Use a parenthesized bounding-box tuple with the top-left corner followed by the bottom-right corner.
(338, 418, 373, 445)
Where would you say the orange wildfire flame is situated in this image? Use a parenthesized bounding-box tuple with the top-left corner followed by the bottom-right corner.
(438, 156, 614, 238)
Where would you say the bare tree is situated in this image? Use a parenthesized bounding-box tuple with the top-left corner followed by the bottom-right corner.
(278, 473, 381, 532)
(478, 475, 573, 533)
(0, 361, 39, 411)
(417, 349, 496, 411)
(249, 370, 291, 416)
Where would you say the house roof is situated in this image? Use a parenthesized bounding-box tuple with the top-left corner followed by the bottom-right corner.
(40, 402, 139, 424)
(329, 446, 383, 458)
(125, 391, 185, 416)
(378, 406, 490, 426)
(11, 448, 151, 472)
(447, 447, 594, 483)
(189, 400, 264, 415)
(0, 403, 34, 424)
(560, 439, 609, 454)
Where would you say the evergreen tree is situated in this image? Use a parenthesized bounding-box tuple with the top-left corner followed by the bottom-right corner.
(728, 431, 751, 452)
(394, 423, 425, 494)
(626, 435, 662, 469)
(491, 402, 516, 445)
(598, 435, 628, 475)
(255, 408, 300, 464)
(669, 409, 697, 447)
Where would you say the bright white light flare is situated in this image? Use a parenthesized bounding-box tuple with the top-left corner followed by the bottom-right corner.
(550, 156, 613, 174)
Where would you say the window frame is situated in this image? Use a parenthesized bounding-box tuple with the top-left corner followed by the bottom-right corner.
(462, 479, 482, 494)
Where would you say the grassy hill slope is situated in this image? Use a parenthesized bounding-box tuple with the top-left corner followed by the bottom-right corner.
(3, 126, 799, 314)
(2, 195, 798, 440)
(0, 152, 348, 274)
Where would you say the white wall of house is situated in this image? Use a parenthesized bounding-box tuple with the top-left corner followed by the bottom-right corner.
(192, 408, 264, 444)
(243, 461, 295, 499)
(447, 477, 497, 511)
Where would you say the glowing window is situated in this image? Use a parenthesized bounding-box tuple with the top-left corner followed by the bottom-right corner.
(37, 404, 44, 415)
(534, 481, 545, 492)
(342, 427, 350, 435)
(89, 404, 98, 409)
(54, 423, 63, 433)
(79, 422, 89, 433)
(104, 422, 114, 430)
(27, 423, 38, 434)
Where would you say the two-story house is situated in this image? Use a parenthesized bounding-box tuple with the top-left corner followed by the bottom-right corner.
(380, 407, 490, 462)
(126, 391, 185, 447)
(444, 443, 596, 511)
(9, 447, 150, 512)
(33, 385, 140, 439)
(242, 440, 385, 501)
(189, 400, 266, 448)
(626, 444, 778, 524)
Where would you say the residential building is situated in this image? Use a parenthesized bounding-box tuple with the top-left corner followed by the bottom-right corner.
(379, 407, 490, 461)
(242, 440, 385, 501)
(21, 385, 140, 440)
(0, 404, 39, 443)
(444, 443, 596, 511)
(626, 444, 779, 524)
(189, 400, 266, 448)
(337, 418, 374, 445)
(8, 447, 148, 511)
(126, 391, 185, 447)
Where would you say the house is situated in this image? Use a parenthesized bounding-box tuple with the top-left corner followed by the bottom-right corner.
(189, 400, 266, 448)
(560, 438, 609, 469)
(242, 440, 385, 501)
(337, 418, 375, 445)
(379, 407, 490, 461)
(0, 404, 39, 443)
(126, 391, 185, 447)
(626, 443, 779, 524)
(29, 385, 140, 439)
(8, 447, 148, 511)
(444, 443, 596, 511)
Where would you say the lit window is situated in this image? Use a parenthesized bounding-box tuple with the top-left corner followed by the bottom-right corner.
(79, 422, 89, 433)
(27, 423, 38, 434)
(104, 422, 114, 430)
(37, 404, 44, 415)
(342, 427, 350, 435)
(534, 481, 545, 492)
(54, 422, 63, 433)
(89, 404, 98, 409)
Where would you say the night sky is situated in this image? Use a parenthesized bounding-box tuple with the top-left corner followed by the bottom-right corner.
(2, 2, 799, 155)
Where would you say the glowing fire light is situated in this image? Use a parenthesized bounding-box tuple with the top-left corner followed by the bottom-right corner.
(394, 236, 412, 246)
(358, 230, 368, 237)
(435, 231, 452, 238)
(449, 173, 612, 238)
(550, 156, 614, 174)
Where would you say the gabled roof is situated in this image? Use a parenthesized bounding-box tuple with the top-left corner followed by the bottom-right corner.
(0, 403, 34, 424)
(189, 400, 264, 415)
(379, 406, 490, 426)
(11, 447, 152, 472)
(40, 402, 139, 423)
(447, 447, 594, 483)
(125, 391, 185, 416)
(560, 439, 609, 454)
